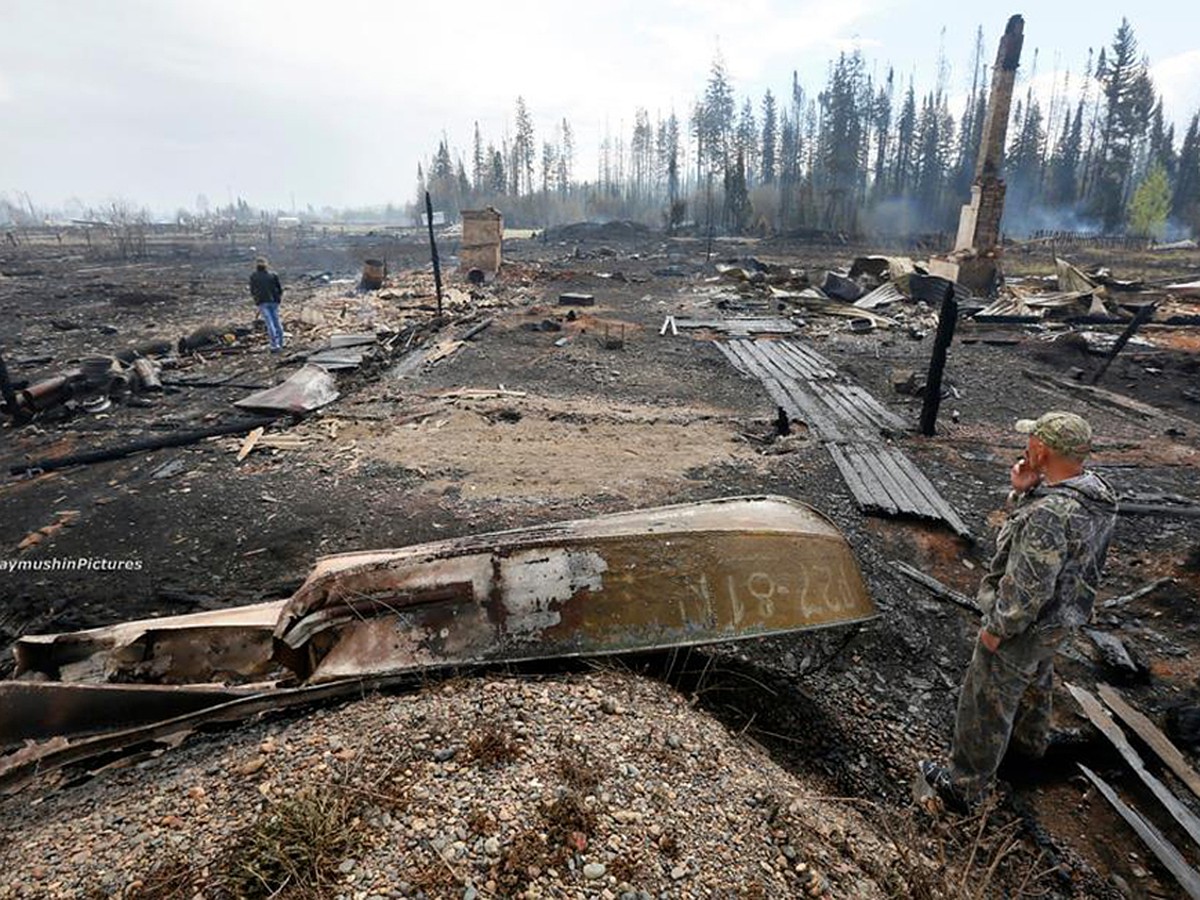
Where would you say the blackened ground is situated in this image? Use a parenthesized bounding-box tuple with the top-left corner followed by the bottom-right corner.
(2, 227, 1199, 898)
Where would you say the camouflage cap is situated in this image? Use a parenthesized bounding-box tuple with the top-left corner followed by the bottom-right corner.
(1015, 411, 1092, 459)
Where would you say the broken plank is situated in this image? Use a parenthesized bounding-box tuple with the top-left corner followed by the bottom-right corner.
(829, 443, 900, 515)
(845, 444, 914, 514)
(1020, 369, 1165, 421)
(1102, 577, 1175, 609)
(888, 560, 981, 615)
(236, 426, 265, 462)
(882, 453, 972, 539)
(1068, 683, 1200, 850)
(872, 447, 946, 519)
(775, 340, 836, 380)
(827, 443, 884, 510)
(1078, 764, 1200, 900)
(1098, 684, 1200, 803)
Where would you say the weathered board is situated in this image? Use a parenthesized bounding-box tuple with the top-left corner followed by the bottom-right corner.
(1069, 683, 1200, 849)
(717, 338, 970, 538)
(1099, 684, 1200, 802)
(1078, 764, 1200, 900)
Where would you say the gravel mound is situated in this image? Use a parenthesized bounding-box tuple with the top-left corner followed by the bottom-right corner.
(0, 671, 906, 898)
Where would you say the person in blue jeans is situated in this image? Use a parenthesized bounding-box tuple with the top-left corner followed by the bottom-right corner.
(249, 256, 285, 351)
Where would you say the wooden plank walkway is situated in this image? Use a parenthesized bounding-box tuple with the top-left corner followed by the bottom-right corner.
(716, 338, 970, 538)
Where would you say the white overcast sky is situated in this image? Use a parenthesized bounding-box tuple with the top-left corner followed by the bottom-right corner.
(2, 0, 1198, 215)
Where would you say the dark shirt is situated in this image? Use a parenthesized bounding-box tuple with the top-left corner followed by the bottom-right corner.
(249, 269, 283, 304)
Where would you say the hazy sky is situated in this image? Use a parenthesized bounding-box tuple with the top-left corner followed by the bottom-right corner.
(2, 0, 1198, 216)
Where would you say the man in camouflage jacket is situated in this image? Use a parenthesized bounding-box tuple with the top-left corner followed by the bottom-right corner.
(921, 411, 1117, 810)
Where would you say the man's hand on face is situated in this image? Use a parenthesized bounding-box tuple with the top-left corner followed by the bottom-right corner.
(1010, 457, 1042, 493)
(979, 629, 1001, 653)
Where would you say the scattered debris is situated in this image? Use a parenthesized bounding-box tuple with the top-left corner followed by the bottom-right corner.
(235, 365, 339, 415)
(1082, 628, 1145, 679)
(558, 292, 595, 306)
(1078, 764, 1200, 900)
(1098, 684, 1200, 802)
(1100, 577, 1175, 609)
(888, 560, 981, 615)
(9, 417, 277, 476)
(1070, 684, 1200, 853)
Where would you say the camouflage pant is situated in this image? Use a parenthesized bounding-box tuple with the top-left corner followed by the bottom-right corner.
(949, 626, 1066, 800)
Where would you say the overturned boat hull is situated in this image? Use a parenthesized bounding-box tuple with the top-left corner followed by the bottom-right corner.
(6, 496, 874, 744)
(275, 494, 876, 683)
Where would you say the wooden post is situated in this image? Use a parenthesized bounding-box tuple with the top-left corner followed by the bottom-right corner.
(425, 191, 443, 317)
(1091, 302, 1156, 385)
(919, 284, 957, 437)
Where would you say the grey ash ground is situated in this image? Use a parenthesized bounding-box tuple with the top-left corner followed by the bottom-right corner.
(1, 225, 1199, 898)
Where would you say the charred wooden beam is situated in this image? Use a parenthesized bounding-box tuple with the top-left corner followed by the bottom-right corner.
(8, 416, 278, 476)
(919, 283, 957, 436)
(1090, 302, 1157, 384)
(425, 191, 443, 317)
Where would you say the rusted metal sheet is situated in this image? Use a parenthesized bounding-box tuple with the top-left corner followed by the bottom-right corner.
(14, 601, 285, 683)
(234, 364, 339, 414)
(0, 681, 260, 743)
(274, 495, 876, 683)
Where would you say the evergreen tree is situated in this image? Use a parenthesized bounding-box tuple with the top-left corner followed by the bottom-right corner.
(723, 148, 751, 232)
(1007, 92, 1047, 212)
(1146, 100, 1176, 180)
(893, 84, 917, 195)
(736, 98, 758, 182)
(1047, 101, 1084, 207)
(488, 147, 506, 195)
(1090, 20, 1156, 230)
(869, 69, 893, 202)
(761, 89, 778, 184)
(1172, 113, 1200, 231)
(696, 54, 735, 173)
(817, 51, 867, 230)
(433, 140, 453, 181)
(472, 123, 485, 192)
(913, 92, 945, 222)
(455, 160, 470, 199)
(557, 119, 574, 196)
(541, 142, 557, 194)
(778, 112, 798, 225)
(513, 97, 536, 196)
